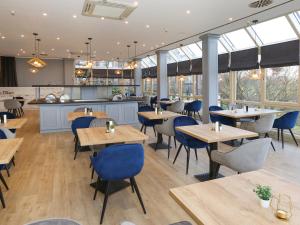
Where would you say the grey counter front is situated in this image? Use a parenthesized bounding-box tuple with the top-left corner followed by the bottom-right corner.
(29, 100, 139, 133)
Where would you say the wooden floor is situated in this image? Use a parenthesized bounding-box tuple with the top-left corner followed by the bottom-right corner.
(0, 110, 300, 225)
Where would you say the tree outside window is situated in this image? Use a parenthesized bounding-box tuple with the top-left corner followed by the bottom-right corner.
(236, 70, 260, 102)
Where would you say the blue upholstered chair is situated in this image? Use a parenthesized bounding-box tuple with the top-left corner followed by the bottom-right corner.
(209, 105, 236, 127)
(173, 116, 209, 174)
(160, 98, 170, 110)
(91, 144, 146, 224)
(273, 111, 299, 149)
(138, 106, 161, 135)
(71, 116, 95, 160)
(184, 100, 202, 120)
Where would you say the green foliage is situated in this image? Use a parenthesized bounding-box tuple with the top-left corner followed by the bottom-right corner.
(112, 87, 122, 95)
(253, 185, 272, 200)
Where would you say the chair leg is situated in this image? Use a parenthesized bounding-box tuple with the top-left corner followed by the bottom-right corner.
(173, 137, 177, 148)
(197, 112, 202, 121)
(167, 136, 171, 159)
(12, 157, 15, 166)
(91, 168, 95, 180)
(93, 177, 100, 200)
(281, 129, 284, 149)
(194, 149, 198, 160)
(173, 144, 183, 164)
(140, 125, 144, 132)
(100, 181, 110, 224)
(144, 126, 147, 134)
(240, 138, 244, 145)
(130, 177, 146, 214)
(289, 129, 298, 146)
(153, 126, 156, 137)
(0, 172, 8, 190)
(0, 186, 5, 208)
(265, 133, 276, 152)
(5, 166, 10, 177)
(193, 111, 196, 118)
(130, 179, 135, 193)
(277, 128, 280, 141)
(186, 147, 190, 174)
(74, 137, 79, 160)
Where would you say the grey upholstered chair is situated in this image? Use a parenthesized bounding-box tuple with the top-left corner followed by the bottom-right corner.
(73, 107, 86, 112)
(24, 218, 82, 225)
(142, 96, 151, 106)
(211, 138, 271, 177)
(89, 117, 117, 179)
(240, 114, 276, 151)
(167, 101, 185, 114)
(154, 117, 177, 159)
(169, 222, 192, 225)
(4, 99, 22, 117)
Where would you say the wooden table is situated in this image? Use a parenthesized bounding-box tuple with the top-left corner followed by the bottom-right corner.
(176, 124, 258, 181)
(77, 125, 148, 195)
(0, 138, 24, 208)
(0, 118, 27, 129)
(138, 111, 181, 150)
(67, 111, 108, 121)
(210, 108, 280, 119)
(170, 170, 300, 225)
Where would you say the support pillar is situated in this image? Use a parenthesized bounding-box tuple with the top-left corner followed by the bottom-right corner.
(201, 34, 220, 124)
(156, 50, 168, 100)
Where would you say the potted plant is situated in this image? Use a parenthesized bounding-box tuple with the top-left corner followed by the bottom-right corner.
(253, 185, 272, 208)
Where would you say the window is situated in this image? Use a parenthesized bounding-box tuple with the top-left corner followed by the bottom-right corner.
(168, 77, 178, 97)
(249, 16, 297, 45)
(218, 41, 228, 54)
(236, 70, 260, 102)
(142, 57, 155, 67)
(167, 54, 176, 63)
(182, 43, 202, 59)
(219, 72, 230, 99)
(224, 29, 256, 50)
(144, 78, 152, 94)
(169, 48, 189, 62)
(289, 11, 300, 34)
(152, 78, 157, 95)
(149, 55, 157, 65)
(182, 76, 193, 97)
(266, 66, 299, 103)
(194, 74, 202, 96)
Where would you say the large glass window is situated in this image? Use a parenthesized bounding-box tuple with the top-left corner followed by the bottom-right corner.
(169, 48, 189, 62)
(169, 77, 178, 97)
(249, 16, 297, 45)
(289, 11, 300, 34)
(143, 78, 152, 94)
(236, 70, 260, 102)
(182, 76, 193, 98)
(219, 72, 230, 99)
(152, 78, 157, 95)
(224, 29, 256, 50)
(194, 74, 202, 96)
(181, 43, 202, 59)
(142, 57, 155, 67)
(266, 66, 299, 102)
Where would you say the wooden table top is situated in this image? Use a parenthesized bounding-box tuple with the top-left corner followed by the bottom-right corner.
(170, 170, 300, 225)
(138, 111, 181, 120)
(210, 108, 281, 119)
(176, 124, 258, 143)
(77, 125, 149, 146)
(0, 118, 28, 129)
(67, 111, 109, 121)
(0, 138, 24, 164)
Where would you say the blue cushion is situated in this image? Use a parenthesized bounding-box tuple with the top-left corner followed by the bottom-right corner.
(138, 106, 161, 127)
(160, 98, 170, 110)
(273, 111, 299, 129)
(209, 105, 235, 126)
(0, 130, 7, 139)
(0, 112, 16, 133)
(174, 116, 208, 149)
(91, 143, 144, 180)
(185, 100, 202, 112)
(71, 116, 96, 136)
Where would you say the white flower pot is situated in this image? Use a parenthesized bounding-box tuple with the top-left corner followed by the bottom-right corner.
(260, 199, 270, 208)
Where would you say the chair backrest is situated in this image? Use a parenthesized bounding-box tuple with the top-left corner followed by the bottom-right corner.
(274, 111, 299, 129)
(167, 101, 185, 113)
(254, 114, 276, 133)
(138, 105, 154, 124)
(71, 116, 96, 135)
(173, 116, 198, 143)
(209, 105, 223, 123)
(0, 130, 7, 139)
(93, 143, 144, 180)
(4, 99, 21, 110)
(73, 107, 86, 112)
(223, 138, 271, 173)
(187, 100, 202, 112)
(150, 96, 157, 107)
(143, 96, 151, 106)
(89, 118, 117, 128)
(0, 112, 16, 119)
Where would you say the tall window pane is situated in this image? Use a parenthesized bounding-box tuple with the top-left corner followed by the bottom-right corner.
(152, 78, 157, 95)
(169, 77, 178, 97)
(236, 70, 260, 102)
(219, 72, 230, 99)
(182, 76, 193, 97)
(266, 66, 299, 102)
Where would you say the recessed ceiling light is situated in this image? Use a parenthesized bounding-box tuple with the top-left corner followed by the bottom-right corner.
(20, 48, 23, 51)
(228, 17, 233, 21)
(20, 34, 25, 38)
(146, 24, 150, 29)
(1, 36, 6, 39)
(150, 46, 154, 50)
(42, 13, 48, 16)
(125, 20, 129, 24)
(101, 17, 105, 20)
(142, 43, 146, 47)
(56, 37, 60, 40)
(80, 50, 83, 53)
(106, 51, 110, 54)
(22, 50, 26, 54)
(10, 10, 15, 16)
(161, 42, 165, 45)
(73, 14, 77, 18)
(51, 48, 55, 51)
(155, 44, 159, 48)
(117, 41, 120, 45)
(66, 49, 70, 52)
(133, 1, 139, 6)
(17, 53, 20, 56)
(186, 10, 191, 14)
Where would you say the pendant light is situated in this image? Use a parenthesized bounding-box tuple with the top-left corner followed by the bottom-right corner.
(126, 45, 131, 69)
(250, 20, 260, 80)
(27, 33, 47, 69)
(115, 57, 121, 75)
(132, 41, 138, 69)
(75, 56, 84, 77)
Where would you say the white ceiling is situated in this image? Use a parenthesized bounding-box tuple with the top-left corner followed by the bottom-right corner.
(0, 0, 299, 61)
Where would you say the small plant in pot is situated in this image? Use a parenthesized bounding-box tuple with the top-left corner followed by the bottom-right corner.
(253, 185, 272, 208)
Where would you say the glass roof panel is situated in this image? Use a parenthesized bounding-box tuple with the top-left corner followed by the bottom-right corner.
(224, 29, 256, 50)
(167, 53, 176, 63)
(218, 41, 228, 54)
(249, 16, 297, 45)
(182, 43, 202, 59)
(142, 57, 155, 67)
(169, 48, 189, 62)
(141, 61, 148, 68)
(149, 55, 157, 65)
(289, 11, 300, 34)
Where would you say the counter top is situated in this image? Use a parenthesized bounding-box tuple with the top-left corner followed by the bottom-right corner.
(28, 98, 144, 105)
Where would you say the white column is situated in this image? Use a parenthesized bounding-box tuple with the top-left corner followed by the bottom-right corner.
(201, 34, 220, 124)
(156, 50, 168, 99)
(134, 59, 142, 96)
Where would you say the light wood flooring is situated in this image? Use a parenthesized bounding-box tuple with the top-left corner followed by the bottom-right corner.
(0, 110, 300, 225)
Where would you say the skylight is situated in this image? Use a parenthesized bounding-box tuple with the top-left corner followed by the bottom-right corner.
(289, 11, 300, 34)
(181, 43, 202, 59)
(167, 54, 176, 63)
(223, 29, 256, 50)
(142, 57, 155, 67)
(169, 48, 189, 62)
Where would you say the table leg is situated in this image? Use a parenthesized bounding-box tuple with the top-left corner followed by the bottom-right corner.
(149, 132, 170, 150)
(194, 143, 224, 182)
